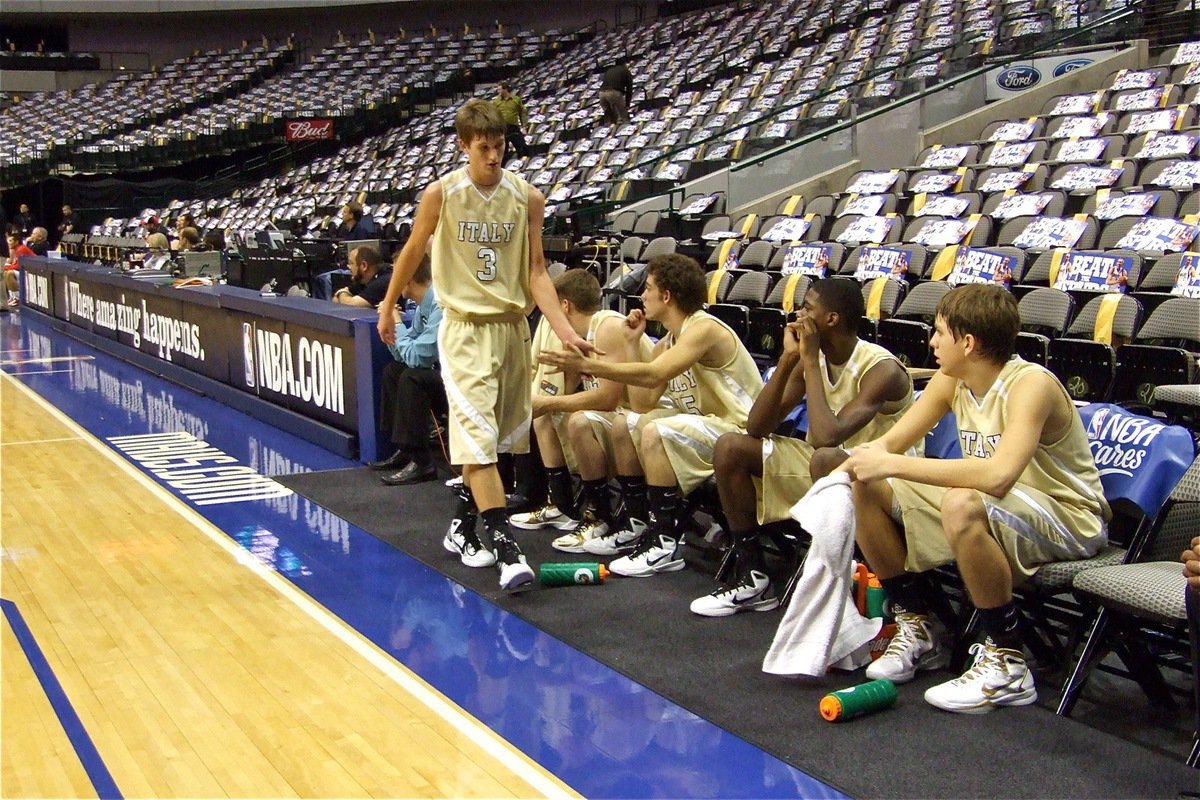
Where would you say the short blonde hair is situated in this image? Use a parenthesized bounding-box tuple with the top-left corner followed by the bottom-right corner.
(146, 232, 169, 250)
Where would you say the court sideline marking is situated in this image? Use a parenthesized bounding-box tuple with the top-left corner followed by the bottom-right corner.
(3, 370, 576, 800)
(2, 435, 84, 446)
(1, 599, 124, 799)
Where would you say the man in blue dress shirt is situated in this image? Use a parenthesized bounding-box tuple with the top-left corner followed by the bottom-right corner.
(371, 255, 446, 485)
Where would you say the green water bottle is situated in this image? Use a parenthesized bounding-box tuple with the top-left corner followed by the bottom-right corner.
(538, 562, 610, 586)
(865, 577, 887, 619)
(819, 678, 898, 722)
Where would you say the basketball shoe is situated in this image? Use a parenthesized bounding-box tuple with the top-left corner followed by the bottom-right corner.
(492, 530, 534, 592)
(582, 518, 644, 556)
(865, 611, 949, 683)
(510, 503, 577, 531)
(609, 527, 685, 577)
(442, 486, 494, 568)
(552, 512, 609, 553)
(690, 570, 780, 617)
(924, 638, 1037, 714)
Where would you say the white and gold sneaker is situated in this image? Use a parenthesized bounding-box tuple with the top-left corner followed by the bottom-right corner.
(552, 514, 610, 553)
(864, 611, 949, 683)
(510, 503, 577, 531)
(924, 638, 1037, 714)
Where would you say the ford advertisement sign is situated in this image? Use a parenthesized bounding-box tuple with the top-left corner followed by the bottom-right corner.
(985, 47, 1116, 100)
(1053, 58, 1093, 77)
(996, 65, 1041, 90)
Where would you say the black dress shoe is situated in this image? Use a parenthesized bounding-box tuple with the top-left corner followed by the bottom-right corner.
(381, 462, 437, 486)
(369, 449, 410, 471)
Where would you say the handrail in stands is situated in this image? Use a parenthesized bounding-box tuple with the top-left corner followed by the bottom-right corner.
(728, 5, 1141, 173)
(565, 0, 1142, 224)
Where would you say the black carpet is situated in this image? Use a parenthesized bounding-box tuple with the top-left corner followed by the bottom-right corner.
(279, 465, 1200, 799)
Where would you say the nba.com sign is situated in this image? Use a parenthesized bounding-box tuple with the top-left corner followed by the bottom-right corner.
(285, 119, 335, 142)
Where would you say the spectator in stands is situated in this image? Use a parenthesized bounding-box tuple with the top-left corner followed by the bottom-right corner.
(145, 215, 169, 240)
(333, 244, 391, 307)
(843, 284, 1110, 714)
(1183, 536, 1200, 590)
(539, 254, 763, 576)
(512, 269, 657, 552)
(143, 233, 172, 270)
(57, 204, 76, 243)
(493, 82, 528, 163)
(26, 227, 48, 257)
(203, 230, 226, 252)
(332, 202, 373, 241)
(4, 231, 34, 309)
(371, 254, 445, 486)
(13, 204, 34, 238)
(692, 279, 914, 617)
(4, 232, 32, 263)
(598, 58, 633, 126)
(178, 227, 206, 252)
(171, 213, 197, 251)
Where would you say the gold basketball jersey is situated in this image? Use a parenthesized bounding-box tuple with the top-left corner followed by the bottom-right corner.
(530, 316, 567, 396)
(432, 166, 531, 316)
(812, 340, 913, 448)
(582, 310, 656, 406)
(664, 311, 762, 425)
(953, 357, 1109, 518)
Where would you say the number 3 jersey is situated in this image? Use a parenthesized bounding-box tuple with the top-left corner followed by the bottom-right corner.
(432, 166, 531, 317)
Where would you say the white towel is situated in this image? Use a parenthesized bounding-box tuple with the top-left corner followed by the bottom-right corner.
(762, 472, 882, 677)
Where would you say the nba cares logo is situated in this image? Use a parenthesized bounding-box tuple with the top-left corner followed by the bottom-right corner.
(1086, 406, 1109, 439)
(285, 119, 335, 141)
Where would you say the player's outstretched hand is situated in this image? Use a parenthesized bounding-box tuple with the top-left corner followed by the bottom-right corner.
(566, 334, 604, 358)
(538, 347, 586, 374)
(377, 306, 398, 346)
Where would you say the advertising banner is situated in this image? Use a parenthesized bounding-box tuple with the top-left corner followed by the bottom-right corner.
(985, 48, 1118, 101)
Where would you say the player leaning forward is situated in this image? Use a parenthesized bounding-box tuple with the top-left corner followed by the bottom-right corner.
(378, 99, 598, 591)
(844, 283, 1110, 713)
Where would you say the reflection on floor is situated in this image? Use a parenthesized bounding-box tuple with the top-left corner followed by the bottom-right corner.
(1, 312, 841, 800)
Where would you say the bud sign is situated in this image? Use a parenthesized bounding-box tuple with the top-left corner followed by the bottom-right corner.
(285, 119, 335, 142)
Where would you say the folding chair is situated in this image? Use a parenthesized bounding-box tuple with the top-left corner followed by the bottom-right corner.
(875, 280, 952, 368)
(1058, 453, 1200, 756)
(858, 276, 906, 343)
(749, 273, 812, 363)
(1112, 297, 1200, 407)
(1016, 287, 1074, 367)
(707, 271, 773, 345)
(1048, 294, 1143, 402)
(1156, 383, 1200, 429)
(959, 406, 1196, 675)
